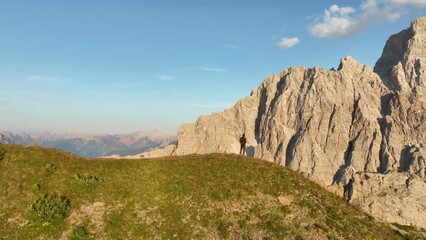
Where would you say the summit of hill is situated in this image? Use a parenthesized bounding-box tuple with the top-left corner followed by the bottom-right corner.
(1, 144, 424, 239)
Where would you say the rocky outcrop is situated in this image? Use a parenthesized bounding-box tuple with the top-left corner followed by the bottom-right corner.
(375, 17, 426, 95)
(167, 17, 426, 228)
(256, 58, 389, 185)
(139, 144, 176, 158)
(352, 171, 426, 229)
(102, 144, 177, 159)
(174, 94, 260, 156)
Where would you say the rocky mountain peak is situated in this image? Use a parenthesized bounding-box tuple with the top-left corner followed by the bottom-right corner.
(411, 16, 426, 35)
(374, 17, 426, 94)
(338, 56, 365, 70)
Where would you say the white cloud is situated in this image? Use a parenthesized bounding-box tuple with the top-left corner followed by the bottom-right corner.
(157, 75, 174, 80)
(385, 0, 426, 6)
(200, 66, 227, 73)
(309, 5, 364, 38)
(309, 0, 425, 38)
(277, 37, 301, 48)
(26, 75, 65, 83)
(360, 0, 403, 22)
(329, 5, 356, 16)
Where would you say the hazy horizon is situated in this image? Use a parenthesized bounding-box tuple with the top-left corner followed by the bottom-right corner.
(1, 129, 177, 136)
(1, 0, 425, 134)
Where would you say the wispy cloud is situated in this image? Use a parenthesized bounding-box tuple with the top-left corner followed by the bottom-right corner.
(157, 75, 174, 80)
(277, 37, 301, 48)
(26, 75, 66, 84)
(309, 0, 425, 38)
(272, 34, 281, 41)
(387, 0, 426, 7)
(200, 66, 227, 73)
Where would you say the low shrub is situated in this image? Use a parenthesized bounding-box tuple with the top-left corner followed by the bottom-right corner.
(71, 174, 101, 189)
(27, 194, 70, 223)
(0, 150, 5, 160)
(42, 163, 57, 177)
(295, 235, 304, 240)
(69, 225, 92, 240)
(217, 220, 232, 239)
(31, 183, 41, 192)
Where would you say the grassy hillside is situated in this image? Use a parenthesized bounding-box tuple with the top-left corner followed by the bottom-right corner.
(0, 144, 421, 239)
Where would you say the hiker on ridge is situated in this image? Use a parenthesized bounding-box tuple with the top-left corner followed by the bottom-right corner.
(343, 178, 354, 203)
(239, 134, 246, 155)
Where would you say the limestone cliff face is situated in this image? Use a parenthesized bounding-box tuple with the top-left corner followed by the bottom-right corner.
(174, 93, 260, 156)
(172, 17, 426, 227)
(254, 58, 387, 185)
(375, 17, 426, 181)
(375, 17, 426, 94)
(175, 57, 388, 185)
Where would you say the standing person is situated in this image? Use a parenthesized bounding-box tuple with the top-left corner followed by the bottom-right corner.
(343, 178, 354, 203)
(239, 134, 246, 155)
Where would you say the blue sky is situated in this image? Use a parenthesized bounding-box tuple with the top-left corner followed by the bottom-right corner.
(0, 0, 425, 134)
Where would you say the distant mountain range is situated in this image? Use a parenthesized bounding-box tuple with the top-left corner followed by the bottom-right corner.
(0, 133, 13, 144)
(0, 131, 176, 158)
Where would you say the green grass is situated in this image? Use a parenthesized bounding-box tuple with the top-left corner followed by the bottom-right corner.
(392, 223, 426, 240)
(0, 144, 422, 239)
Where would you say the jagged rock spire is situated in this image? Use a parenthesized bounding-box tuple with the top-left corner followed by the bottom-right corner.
(374, 16, 426, 95)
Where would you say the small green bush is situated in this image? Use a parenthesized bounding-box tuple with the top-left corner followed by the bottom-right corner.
(217, 220, 232, 239)
(27, 194, 70, 223)
(42, 163, 57, 177)
(69, 225, 92, 240)
(31, 183, 41, 192)
(295, 235, 304, 240)
(72, 174, 100, 189)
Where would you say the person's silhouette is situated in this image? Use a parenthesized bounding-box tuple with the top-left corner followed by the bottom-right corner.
(239, 134, 246, 155)
(343, 178, 354, 203)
